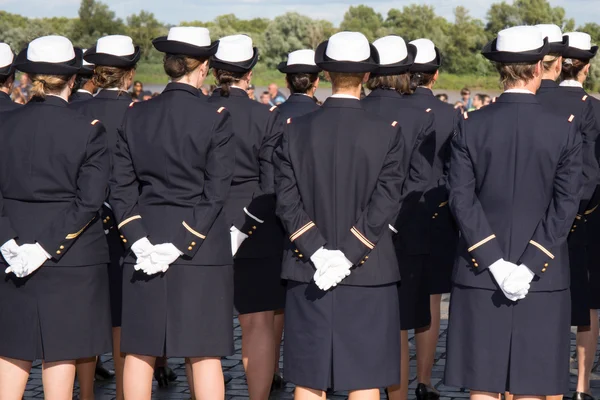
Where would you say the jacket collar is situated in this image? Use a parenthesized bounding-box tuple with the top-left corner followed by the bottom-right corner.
(557, 86, 587, 95)
(287, 93, 318, 104)
(30, 94, 69, 107)
(496, 92, 540, 104)
(94, 89, 132, 101)
(0, 91, 11, 102)
(322, 97, 363, 109)
(162, 82, 201, 97)
(539, 79, 559, 90)
(366, 88, 403, 99)
(413, 87, 434, 96)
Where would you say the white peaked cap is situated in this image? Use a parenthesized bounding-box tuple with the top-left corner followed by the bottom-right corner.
(496, 26, 544, 52)
(536, 24, 563, 43)
(96, 35, 135, 56)
(0, 43, 14, 68)
(373, 36, 408, 65)
(411, 38, 436, 63)
(325, 31, 371, 62)
(167, 26, 211, 47)
(27, 35, 75, 63)
(215, 35, 254, 62)
(565, 32, 593, 50)
(287, 49, 316, 66)
(81, 49, 93, 67)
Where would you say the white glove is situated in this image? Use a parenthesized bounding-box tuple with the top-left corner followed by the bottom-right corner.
(149, 243, 183, 273)
(310, 247, 334, 274)
(16, 243, 51, 278)
(314, 253, 353, 291)
(489, 259, 528, 301)
(2, 239, 25, 275)
(503, 264, 535, 297)
(131, 238, 165, 275)
(230, 226, 248, 256)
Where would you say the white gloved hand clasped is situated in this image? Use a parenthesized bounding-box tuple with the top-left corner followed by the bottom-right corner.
(489, 259, 528, 301)
(230, 226, 248, 257)
(313, 251, 353, 292)
(503, 264, 535, 297)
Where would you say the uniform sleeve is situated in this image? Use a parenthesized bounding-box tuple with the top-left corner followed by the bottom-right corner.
(393, 113, 435, 229)
(108, 119, 148, 248)
(0, 189, 17, 245)
(232, 108, 284, 234)
(575, 102, 600, 215)
(274, 128, 327, 258)
(175, 110, 235, 256)
(448, 118, 504, 270)
(36, 122, 109, 258)
(339, 126, 406, 266)
(519, 123, 583, 275)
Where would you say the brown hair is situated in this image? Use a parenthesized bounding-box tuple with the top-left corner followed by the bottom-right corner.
(0, 72, 14, 86)
(29, 74, 71, 98)
(164, 54, 206, 80)
(542, 54, 561, 72)
(285, 73, 319, 94)
(327, 72, 365, 90)
(409, 71, 436, 92)
(214, 68, 248, 97)
(92, 65, 135, 89)
(496, 62, 538, 88)
(366, 73, 411, 94)
(561, 58, 589, 81)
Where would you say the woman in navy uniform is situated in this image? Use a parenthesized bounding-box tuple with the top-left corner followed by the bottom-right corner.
(109, 27, 235, 400)
(276, 49, 321, 119)
(275, 31, 417, 400)
(361, 34, 436, 400)
(0, 35, 111, 400)
(404, 38, 461, 400)
(69, 51, 96, 103)
(70, 34, 140, 400)
(560, 31, 600, 400)
(0, 43, 20, 112)
(445, 26, 582, 397)
(208, 34, 284, 400)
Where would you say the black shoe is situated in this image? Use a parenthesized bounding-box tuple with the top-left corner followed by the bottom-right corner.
(270, 373, 285, 392)
(166, 366, 177, 382)
(94, 364, 115, 381)
(573, 393, 595, 400)
(224, 372, 233, 385)
(154, 367, 170, 388)
(415, 383, 440, 400)
(384, 388, 389, 400)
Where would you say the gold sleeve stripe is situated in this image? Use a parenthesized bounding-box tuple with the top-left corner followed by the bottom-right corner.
(568, 114, 575, 123)
(529, 240, 555, 259)
(467, 234, 496, 252)
(575, 214, 583, 220)
(91, 119, 99, 125)
(117, 215, 141, 229)
(438, 201, 449, 208)
(351, 227, 375, 249)
(217, 107, 226, 113)
(290, 221, 315, 242)
(585, 204, 598, 215)
(66, 219, 94, 240)
(182, 221, 206, 239)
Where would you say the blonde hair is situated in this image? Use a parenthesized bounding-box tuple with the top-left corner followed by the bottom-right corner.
(496, 62, 538, 88)
(92, 66, 134, 89)
(366, 74, 411, 94)
(542, 54, 561, 72)
(29, 74, 71, 98)
(328, 72, 365, 90)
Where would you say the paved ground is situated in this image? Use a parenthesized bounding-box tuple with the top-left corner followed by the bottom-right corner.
(22, 294, 600, 399)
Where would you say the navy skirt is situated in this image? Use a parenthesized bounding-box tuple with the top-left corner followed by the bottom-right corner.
(234, 257, 286, 315)
(445, 285, 570, 395)
(284, 281, 400, 391)
(397, 254, 431, 330)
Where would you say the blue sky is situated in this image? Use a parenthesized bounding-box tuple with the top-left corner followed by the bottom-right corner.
(1, 0, 599, 26)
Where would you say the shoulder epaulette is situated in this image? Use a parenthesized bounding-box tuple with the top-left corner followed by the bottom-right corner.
(568, 114, 575, 123)
(582, 95, 589, 101)
(269, 106, 277, 112)
(91, 119, 99, 125)
(391, 121, 398, 127)
(463, 112, 469, 120)
(217, 106, 226, 114)
(129, 102, 135, 108)
(287, 118, 292, 124)
(425, 108, 432, 113)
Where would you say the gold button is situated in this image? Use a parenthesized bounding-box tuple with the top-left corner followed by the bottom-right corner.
(188, 246, 193, 251)
(56, 250, 61, 255)
(544, 263, 549, 267)
(191, 242, 196, 246)
(298, 254, 303, 258)
(60, 245, 65, 250)
(294, 249, 299, 253)
(122, 239, 127, 243)
(103, 219, 108, 224)
(472, 258, 476, 262)
(248, 231, 253, 235)
(573, 225, 577, 228)
(473, 263, 479, 267)
(365, 256, 369, 259)
(434, 213, 438, 216)
(106, 216, 110, 221)
(360, 261, 365, 264)
(253, 226, 257, 230)
(542, 268, 547, 273)
(120, 235, 124, 238)
(571, 229, 575, 233)
(432, 216, 436, 219)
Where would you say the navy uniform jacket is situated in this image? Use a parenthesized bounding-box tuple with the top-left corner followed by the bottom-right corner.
(69, 90, 93, 103)
(536, 80, 600, 247)
(207, 87, 284, 259)
(109, 83, 235, 266)
(275, 97, 427, 286)
(0, 96, 109, 267)
(276, 93, 320, 119)
(70, 89, 133, 261)
(448, 93, 582, 292)
(0, 91, 20, 112)
(361, 88, 436, 255)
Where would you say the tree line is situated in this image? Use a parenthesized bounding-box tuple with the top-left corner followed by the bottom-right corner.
(1, 0, 600, 88)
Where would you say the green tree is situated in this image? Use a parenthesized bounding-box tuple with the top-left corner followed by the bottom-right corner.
(126, 11, 167, 62)
(444, 7, 490, 74)
(73, 0, 125, 47)
(384, 5, 449, 43)
(340, 5, 387, 42)
(579, 23, 600, 44)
